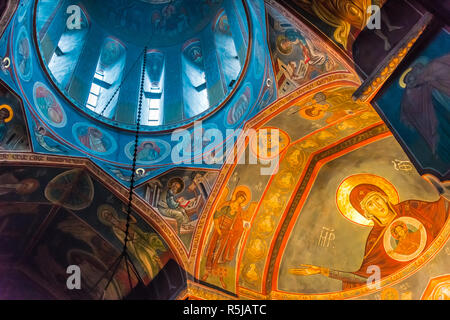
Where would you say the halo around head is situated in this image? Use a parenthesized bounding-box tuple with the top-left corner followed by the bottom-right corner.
(98, 204, 137, 225)
(97, 204, 119, 226)
(0, 104, 14, 122)
(276, 35, 293, 55)
(232, 185, 251, 207)
(336, 174, 399, 226)
(399, 67, 413, 88)
(168, 177, 185, 194)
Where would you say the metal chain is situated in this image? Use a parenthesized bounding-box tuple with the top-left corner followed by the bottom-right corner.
(98, 48, 146, 118)
(123, 46, 146, 253)
(97, 46, 148, 299)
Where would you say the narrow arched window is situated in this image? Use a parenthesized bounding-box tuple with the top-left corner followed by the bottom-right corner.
(213, 12, 241, 93)
(36, 0, 62, 40)
(86, 37, 126, 115)
(181, 40, 209, 119)
(46, 5, 89, 89)
(143, 50, 165, 126)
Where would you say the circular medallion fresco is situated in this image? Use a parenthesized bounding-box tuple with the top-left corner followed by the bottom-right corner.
(250, 127, 290, 160)
(124, 139, 171, 164)
(33, 82, 67, 128)
(72, 123, 118, 156)
(383, 216, 427, 262)
(15, 26, 33, 82)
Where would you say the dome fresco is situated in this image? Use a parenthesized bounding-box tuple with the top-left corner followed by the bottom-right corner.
(35, 0, 251, 130)
(8, 0, 274, 172)
(0, 0, 449, 303)
(81, 0, 225, 47)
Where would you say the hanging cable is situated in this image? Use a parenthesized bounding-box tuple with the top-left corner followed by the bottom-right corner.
(90, 46, 148, 299)
(122, 43, 146, 263)
(98, 27, 156, 119)
(98, 48, 147, 118)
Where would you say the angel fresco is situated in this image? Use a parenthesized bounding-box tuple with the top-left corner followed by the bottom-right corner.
(15, 27, 32, 81)
(290, 174, 449, 290)
(399, 54, 450, 160)
(268, 7, 339, 95)
(34, 125, 67, 153)
(202, 185, 257, 289)
(33, 82, 65, 127)
(226, 85, 251, 126)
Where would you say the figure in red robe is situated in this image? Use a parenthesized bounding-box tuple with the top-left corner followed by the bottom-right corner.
(79, 127, 106, 153)
(202, 191, 247, 288)
(291, 184, 449, 290)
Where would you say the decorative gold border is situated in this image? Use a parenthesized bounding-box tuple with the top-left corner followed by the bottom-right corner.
(186, 281, 238, 300)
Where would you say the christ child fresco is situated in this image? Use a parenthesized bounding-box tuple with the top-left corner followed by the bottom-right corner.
(389, 221, 422, 256)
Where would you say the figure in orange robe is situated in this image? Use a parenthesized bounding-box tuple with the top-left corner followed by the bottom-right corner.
(202, 191, 247, 288)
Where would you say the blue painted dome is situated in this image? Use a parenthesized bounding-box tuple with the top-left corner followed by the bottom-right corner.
(10, 0, 274, 179)
(35, 0, 250, 131)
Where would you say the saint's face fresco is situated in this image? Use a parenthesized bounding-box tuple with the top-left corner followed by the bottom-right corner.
(73, 123, 117, 155)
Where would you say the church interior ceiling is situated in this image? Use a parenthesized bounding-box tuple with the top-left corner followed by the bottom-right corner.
(0, 0, 448, 301)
